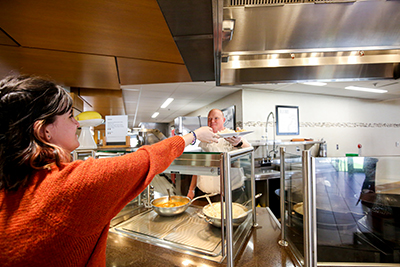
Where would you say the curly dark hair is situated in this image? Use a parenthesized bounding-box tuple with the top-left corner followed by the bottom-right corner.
(0, 75, 73, 191)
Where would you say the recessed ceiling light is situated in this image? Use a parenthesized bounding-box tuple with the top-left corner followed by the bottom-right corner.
(151, 112, 159, 118)
(344, 86, 387, 94)
(161, 98, 174, 108)
(302, 82, 327, 86)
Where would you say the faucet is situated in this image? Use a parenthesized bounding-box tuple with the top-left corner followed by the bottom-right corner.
(264, 112, 278, 162)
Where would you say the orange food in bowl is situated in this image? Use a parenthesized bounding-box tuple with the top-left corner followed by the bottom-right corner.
(154, 201, 187, 208)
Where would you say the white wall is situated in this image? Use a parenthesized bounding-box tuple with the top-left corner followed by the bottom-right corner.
(185, 88, 400, 157)
(185, 90, 243, 123)
(242, 89, 400, 157)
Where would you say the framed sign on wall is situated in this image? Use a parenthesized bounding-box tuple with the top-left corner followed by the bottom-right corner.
(221, 105, 236, 130)
(275, 105, 299, 135)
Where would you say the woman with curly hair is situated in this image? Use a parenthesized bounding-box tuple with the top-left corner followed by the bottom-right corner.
(0, 75, 218, 266)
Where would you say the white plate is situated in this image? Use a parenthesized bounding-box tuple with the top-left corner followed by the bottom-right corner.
(217, 130, 254, 138)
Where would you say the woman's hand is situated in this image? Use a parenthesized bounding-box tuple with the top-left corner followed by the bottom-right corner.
(193, 126, 219, 143)
(182, 126, 218, 146)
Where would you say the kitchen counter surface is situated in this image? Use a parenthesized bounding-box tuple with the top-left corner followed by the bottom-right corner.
(106, 208, 299, 267)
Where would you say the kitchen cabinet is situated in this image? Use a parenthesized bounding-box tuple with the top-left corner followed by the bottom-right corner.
(69, 92, 83, 117)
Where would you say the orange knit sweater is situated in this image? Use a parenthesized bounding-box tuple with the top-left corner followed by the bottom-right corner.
(0, 136, 185, 266)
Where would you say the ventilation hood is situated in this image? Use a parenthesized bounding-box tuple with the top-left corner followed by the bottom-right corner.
(215, 0, 400, 85)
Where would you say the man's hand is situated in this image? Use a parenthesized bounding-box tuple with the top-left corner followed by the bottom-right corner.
(225, 136, 242, 147)
(187, 190, 195, 200)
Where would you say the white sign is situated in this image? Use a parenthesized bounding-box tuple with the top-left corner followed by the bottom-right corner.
(105, 115, 128, 143)
(276, 106, 299, 135)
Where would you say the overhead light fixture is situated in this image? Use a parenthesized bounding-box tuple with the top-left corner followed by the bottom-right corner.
(161, 98, 174, 108)
(344, 86, 387, 94)
(302, 82, 327, 86)
(151, 112, 159, 118)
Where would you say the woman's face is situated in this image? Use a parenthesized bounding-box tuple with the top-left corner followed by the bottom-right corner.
(45, 110, 80, 153)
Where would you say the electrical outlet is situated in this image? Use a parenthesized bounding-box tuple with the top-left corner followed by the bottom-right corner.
(336, 144, 339, 150)
(396, 141, 399, 147)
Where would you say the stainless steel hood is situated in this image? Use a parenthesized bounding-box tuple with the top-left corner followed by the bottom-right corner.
(216, 0, 400, 85)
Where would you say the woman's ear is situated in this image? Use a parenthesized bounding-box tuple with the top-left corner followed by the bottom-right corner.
(43, 125, 53, 142)
(33, 120, 51, 142)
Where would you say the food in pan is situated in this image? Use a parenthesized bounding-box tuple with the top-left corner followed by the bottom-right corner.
(151, 196, 190, 216)
(154, 200, 187, 208)
(203, 202, 247, 219)
(235, 129, 247, 132)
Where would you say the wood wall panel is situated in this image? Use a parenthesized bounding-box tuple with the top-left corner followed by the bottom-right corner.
(0, 1, 195, 123)
(71, 88, 125, 131)
(0, 30, 17, 46)
(118, 57, 192, 85)
(0, 45, 120, 89)
(0, 0, 183, 64)
(71, 88, 125, 115)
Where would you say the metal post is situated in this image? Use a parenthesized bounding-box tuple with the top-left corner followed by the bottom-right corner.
(212, 0, 223, 86)
(224, 152, 234, 267)
(220, 153, 225, 258)
(251, 150, 258, 227)
(278, 147, 288, 246)
(146, 185, 151, 208)
(302, 150, 317, 267)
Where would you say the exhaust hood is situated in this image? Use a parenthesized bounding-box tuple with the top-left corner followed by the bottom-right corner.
(215, 0, 400, 85)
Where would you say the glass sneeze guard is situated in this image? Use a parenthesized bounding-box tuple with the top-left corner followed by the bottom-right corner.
(110, 148, 256, 266)
(280, 149, 400, 266)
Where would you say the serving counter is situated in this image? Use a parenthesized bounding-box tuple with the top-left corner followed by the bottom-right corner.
(109, 148, 259, 266)
(106, 208, 299, 267)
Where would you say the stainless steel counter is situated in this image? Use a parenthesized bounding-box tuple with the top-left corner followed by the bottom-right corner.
(255, 168, 280, 181)
(106, 208, 299, 267)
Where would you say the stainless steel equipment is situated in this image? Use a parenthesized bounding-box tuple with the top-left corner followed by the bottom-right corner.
(217, 0, 400, 85)
(151, 193, 218, 217)
(158, 0, 400, 84)
(260, 111, 277, 165)
(201, 202, 249, 228)
(151, 195, 191, 217)
(137, 129, 166, 146)
(200, 194, 261, 227)
(174, 116, 207, 135)
(111, 148, 256, 265)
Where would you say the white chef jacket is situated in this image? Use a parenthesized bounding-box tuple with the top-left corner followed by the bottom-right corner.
(197, 132, 246, 193)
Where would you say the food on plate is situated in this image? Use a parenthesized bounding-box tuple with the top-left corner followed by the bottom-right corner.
(75, 111, 102, 121)
(217, 128, 234, 134)
(203, 202, 247, 219)
(217, 128, 248, 134)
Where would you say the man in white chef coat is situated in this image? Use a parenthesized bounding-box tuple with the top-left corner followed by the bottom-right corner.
(187, 109, 251, 202)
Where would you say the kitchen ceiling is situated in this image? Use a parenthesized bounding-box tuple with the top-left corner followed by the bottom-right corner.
(0, 0, 399, 130)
